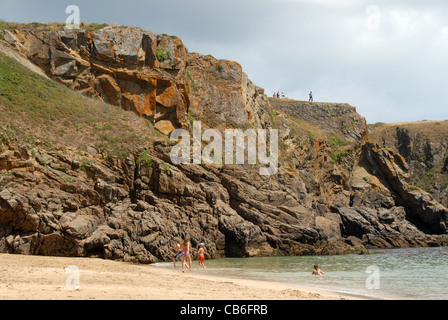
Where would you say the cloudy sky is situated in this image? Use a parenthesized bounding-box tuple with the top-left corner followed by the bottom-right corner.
(2, 0, 447, 123)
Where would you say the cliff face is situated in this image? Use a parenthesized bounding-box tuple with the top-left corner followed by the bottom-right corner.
(270, 100, 368, 142)
(3, 26, 269, 136)
(369, 121, 448, 208)
(270, 99, 448, 244)
(186, 53, 269, 130)
(3, 27, 190, 135)
(1, 25, 448, 263)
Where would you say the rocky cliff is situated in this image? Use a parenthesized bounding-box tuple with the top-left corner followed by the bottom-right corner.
(369, 121, 448, 208)
(1, 24, 447, 263)
(2, 26, 190, 135)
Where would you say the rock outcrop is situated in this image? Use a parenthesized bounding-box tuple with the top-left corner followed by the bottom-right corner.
(271, 100, 368, 142)
(1, 24, 448, 264)
(186, 53, 270, 130)
(340, 141, 448, 248)
(0, 140, 370, 263)
(3, 26, 189, 135)
(369, 121, 448, 208)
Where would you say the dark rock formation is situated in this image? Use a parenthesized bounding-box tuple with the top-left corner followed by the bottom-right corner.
(1, 25, 448, 264)
(0, 141, 371, 263)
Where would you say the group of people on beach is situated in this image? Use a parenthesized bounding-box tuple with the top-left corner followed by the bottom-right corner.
(171, 236, 205, 272)
(170, 237, 326, 276)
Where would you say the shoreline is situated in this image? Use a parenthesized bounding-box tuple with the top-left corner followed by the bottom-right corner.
(0, 253, 373, 300)
(156, 264, 385, 301)
(150, 262, 383, 300)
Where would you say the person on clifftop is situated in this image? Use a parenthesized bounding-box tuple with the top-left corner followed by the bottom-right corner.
(309, 91, 313, 102)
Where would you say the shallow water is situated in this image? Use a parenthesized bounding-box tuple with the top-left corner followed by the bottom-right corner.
(161, 247, 448, 300)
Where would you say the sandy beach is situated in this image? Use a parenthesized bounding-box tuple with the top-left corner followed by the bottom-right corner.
(0, 253, 368, 300)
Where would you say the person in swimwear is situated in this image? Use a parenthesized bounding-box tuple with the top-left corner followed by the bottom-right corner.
(198, 243, 205, 270)
(312, 264, 325, 275)
(180, 236, 193, 273)
(171, 239, 182, 267)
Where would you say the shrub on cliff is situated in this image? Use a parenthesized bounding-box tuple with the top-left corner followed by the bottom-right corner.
(155, 46, 170, 62)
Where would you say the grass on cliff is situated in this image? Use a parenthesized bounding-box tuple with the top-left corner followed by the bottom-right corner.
(0, 20, 108, 34)
(369, 120, 448, 143)
(0, 53, 155, 158)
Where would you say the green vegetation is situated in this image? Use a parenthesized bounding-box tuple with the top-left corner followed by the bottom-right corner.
(161, 161, 172, 171)
(307, 130, 315, 142)
(328, 133, 353, 163)
(184, 69, 193, 82)
(407, 184, 423, 191)
(368, 122, 386, 130)
(82, 22, 109, 31)
(137, 150, 153, 169)
(1, 20, 56, 32)
(0, 20, 108, 33)
(331, 148, 352, 163)
(0, 54, 91, 126)
(94, 123, 114, 131)
(183, 69, 196, 93)
(145, 119, 161, 137)
(80, 158, 95, 171)
(187, 108, 196, 128)
(155, 46, 170, 62)
(269, 110, 277, 129)
(0, 53, 154, 159)
(411, 157, 448, 192)
(328, 133, 350, 148)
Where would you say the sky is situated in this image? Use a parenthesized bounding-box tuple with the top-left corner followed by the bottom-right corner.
(1, 0, 447, 123)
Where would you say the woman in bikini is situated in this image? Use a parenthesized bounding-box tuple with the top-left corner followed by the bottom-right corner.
(180, 236, 193, 273)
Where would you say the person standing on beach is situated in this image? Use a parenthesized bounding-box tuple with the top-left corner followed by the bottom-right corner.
(198, 243, 206, 270)
(312, 264, 325, 275)
(180, 236, 193, 273)
(171, 239, 182, 267)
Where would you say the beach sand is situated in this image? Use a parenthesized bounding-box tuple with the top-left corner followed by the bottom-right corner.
(0, 253, 367, 300)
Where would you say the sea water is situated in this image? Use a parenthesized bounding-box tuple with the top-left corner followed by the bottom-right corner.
(160, 247, 448, 300)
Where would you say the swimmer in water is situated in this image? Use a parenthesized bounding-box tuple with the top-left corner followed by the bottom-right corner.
(312, 264, 325, 275)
